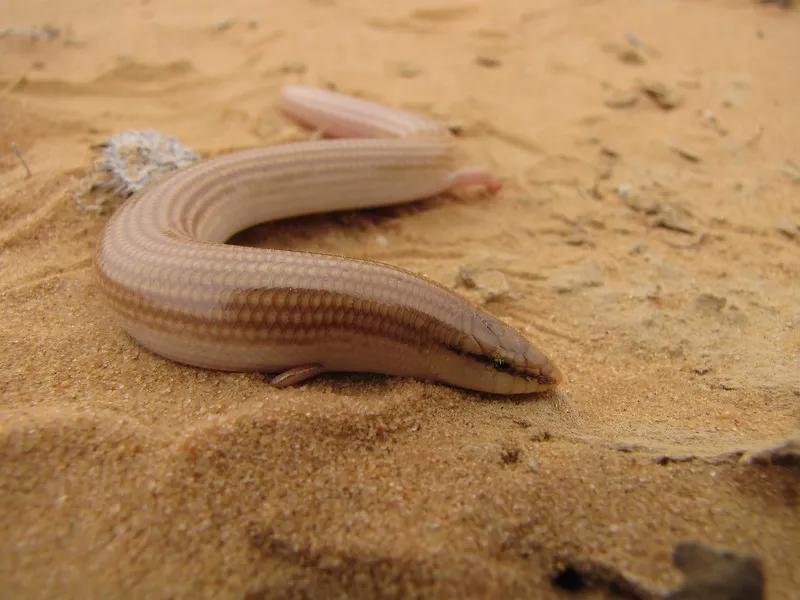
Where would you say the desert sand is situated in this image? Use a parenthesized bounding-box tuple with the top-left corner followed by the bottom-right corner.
(1, 0, 798, 598)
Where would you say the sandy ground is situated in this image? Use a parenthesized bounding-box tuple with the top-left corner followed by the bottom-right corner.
(1, 0, 798, 598)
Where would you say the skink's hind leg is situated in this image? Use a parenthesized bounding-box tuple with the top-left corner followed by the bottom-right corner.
(447, 166, 503, 193)
(269, 364, 326, 387)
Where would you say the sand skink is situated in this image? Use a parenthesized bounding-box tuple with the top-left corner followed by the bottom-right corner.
(95, 84, 562, 394)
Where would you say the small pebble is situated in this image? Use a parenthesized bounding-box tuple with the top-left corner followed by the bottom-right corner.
(639, 79, 683, 110)
(474, 55, 503, 68)
(604, 89, 639, 109)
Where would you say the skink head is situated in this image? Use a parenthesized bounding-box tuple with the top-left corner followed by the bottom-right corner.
(438, 310, 562, 395)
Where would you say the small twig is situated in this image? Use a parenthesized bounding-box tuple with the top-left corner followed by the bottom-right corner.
(665, 140, 701, 163)
(11, 143, 32, 178)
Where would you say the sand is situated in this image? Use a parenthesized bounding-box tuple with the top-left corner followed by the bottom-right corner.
(1, 0, 798, 598)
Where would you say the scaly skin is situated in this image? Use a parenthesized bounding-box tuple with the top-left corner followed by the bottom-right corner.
(95, 85, 562, 394)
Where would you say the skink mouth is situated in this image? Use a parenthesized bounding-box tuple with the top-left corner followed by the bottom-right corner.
(448, 345, 562, 388)
(535, 363, 563, 387)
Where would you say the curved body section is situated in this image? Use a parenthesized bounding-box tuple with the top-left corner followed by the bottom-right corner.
(95, 85, 562, 394)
